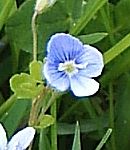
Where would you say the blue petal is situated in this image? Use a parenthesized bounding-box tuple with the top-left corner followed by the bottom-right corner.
(76, 45, 104, 77)
(0, 124, 7, 150)
(70, 74, 99, 97)
(43, 62, 69, 91)
(47, 33, 84, 62)
(8, 127, 35, 150)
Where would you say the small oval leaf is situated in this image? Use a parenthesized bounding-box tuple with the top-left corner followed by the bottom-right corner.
(29, 60, 43, 82)
(37, 114, 55, 129)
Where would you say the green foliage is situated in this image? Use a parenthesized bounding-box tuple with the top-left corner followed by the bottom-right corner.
(6, 0, 69, 54)
(104, 33, 130, 64)
(1, 99, 30, 137)
(115, 74, 130, 150)
(0, 0, 16, 31)
(70, 0, 107, 35)
(10, 60, 43, 99)
(79, 32, 108, 44)
(0, 0, 130, 150)
(10, 73, 43, 99)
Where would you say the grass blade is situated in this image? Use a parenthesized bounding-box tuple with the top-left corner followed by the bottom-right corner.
(70, 0, 107, 35)
(95, 128, 112, 150)
(104, 33, 130, 64)
(72, 121, 81, 150)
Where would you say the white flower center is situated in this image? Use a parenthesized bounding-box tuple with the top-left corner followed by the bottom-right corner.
(58, 60, 88, 77)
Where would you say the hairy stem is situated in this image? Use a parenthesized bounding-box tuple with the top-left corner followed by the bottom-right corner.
(32, 11, 38, 61)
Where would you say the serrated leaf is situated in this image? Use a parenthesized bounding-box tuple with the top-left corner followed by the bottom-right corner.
(72, 121, 81, 150)
(78, 32, 108, 44)
(29, 61, 43, 81)
(10, 73, 43, 99)
(37, 114, 55, 129)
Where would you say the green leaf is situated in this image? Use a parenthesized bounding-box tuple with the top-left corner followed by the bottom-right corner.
(65, 0, 83, 20)
(72, 121, 81, 150)
(70, 0, 107, 35)
(39, 129, 51, 150)
(10, 73, 43, 99)
(104, 33, 130, 64)
(37, 114, 55, 129)
(115, 0, 130, 34)
(6, 0, 69, 53)
(0, 0, 16, 31)
(58, 117, 108, 135)
(0, 94, 17, 118)
(115, 74, 130, 150)
(101, 47, 130, 87)
(1, 99, 30, 137)
(29, 61, 43, 81)
(78, 32, 108, 44)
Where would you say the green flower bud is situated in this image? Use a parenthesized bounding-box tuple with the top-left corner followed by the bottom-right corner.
(35, 0, 56, 14)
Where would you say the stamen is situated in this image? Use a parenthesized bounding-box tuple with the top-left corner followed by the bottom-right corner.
(58, 60, 75, 72)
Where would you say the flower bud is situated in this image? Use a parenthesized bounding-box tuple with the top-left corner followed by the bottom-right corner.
(35, 0, 56, 14)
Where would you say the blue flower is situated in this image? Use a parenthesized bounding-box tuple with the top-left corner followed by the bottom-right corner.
(0, 123, 35, 150)
(43, 33, 104, 97)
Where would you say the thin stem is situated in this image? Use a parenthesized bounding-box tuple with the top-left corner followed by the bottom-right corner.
(42, 92, 59, 114)
(109, 83, 116, 150)
(28, 89, 46, 150)
(51, 99, 57, 150)
(28, 88, 45, 126)
(32, 11, 38, 61)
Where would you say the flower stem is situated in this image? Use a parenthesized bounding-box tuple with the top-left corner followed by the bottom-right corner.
(51, 99, 57, 150)
(28, 89, 46, 150)
(32, 11, 38, 61)
(42, 91, 59, 114)
(28, 88, 46, 126)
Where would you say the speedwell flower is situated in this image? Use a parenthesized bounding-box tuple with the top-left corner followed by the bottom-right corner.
(0, 123, 35, 150)
(43, 33, 104, 97)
